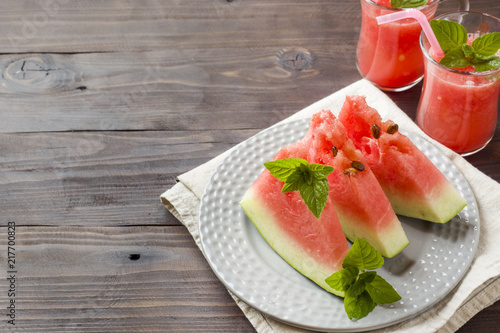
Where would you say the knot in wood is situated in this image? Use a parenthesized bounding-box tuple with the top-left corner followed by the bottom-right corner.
(278, 49, 313, 71)
(2, 55, 77, 93)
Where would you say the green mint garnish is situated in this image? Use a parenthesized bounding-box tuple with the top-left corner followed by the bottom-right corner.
(342, 237, 385, 270)
(440, 48, 470, 69)
(474, 58, 500, 72)
(431, 19, 500, 72)
(390, 0, 428, 9)
(430, 20, 468, 53)
(325, 238, 401, 320)
(264, 158, 333, 218)
(472, 32, 500, 59)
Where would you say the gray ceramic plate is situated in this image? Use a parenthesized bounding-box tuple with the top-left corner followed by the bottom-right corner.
(199, 118, 479, 332)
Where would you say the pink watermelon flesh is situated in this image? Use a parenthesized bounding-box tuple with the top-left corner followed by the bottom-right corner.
(240, 139, 349, 296)
(338, 95, 467, 223)
(304, 110, 409, 258)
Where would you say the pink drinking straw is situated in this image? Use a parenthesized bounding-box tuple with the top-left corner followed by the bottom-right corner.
(376, 9, 444, 57)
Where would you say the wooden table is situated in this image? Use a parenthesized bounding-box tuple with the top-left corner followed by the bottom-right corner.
(1, 0, 498, 332)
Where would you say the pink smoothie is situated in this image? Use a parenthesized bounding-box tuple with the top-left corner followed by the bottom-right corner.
(356, 0, 439, 90)
(416, 37, 500, 154)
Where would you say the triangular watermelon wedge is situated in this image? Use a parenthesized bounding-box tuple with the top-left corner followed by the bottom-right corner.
(338, 95, 467, 223)
(304, 110, 409, 258)
(240, 139, 350, 296)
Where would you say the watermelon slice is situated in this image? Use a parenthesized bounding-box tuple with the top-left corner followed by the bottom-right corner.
(240, 140, 349, 296)
(338, 95, 467, 223)
(304, 110, 409, 258)
(241, 110, 409, 295)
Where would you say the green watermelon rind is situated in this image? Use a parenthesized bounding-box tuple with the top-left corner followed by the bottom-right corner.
(334, 207, 409, 259)
(239, 188, 345, 297)
(383, 175, 467, 224)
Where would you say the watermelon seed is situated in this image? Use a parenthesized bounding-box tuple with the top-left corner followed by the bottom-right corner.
(371, 124, 381, 139)
(351, 161, 365, 171)
(332, 146, 338, 157)
(387, 122, 399, 134)
(344, 167, 358, 176)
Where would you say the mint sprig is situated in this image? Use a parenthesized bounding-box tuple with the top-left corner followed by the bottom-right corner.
(325, 238, 401, 320)
(431, 19, 500, 72)
(391, 0, 428, 9)
(264, 158, 334, 218)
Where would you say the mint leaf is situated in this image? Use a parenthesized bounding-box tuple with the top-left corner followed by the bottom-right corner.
(472, 32, 500, 59)
(439, 48, 470, 69)
(346, 276, 366, 298)
(365, 274, 402, 304)
(281, 177, 300, 192)
(462, 44, 475, 59)
(299, 163, 312, 186)
(344, 291, 376, 320)
(390, 0, 428, 9)
(285, 168, 304, 184)
(298, 176, 329, 218)
(342, 238, 384, 271)
(264, 158, 334, 218)
(358, 271, 377, 284)
(474, 57, 500, 72)
(264, 158, 309, 182)
(309, 162, 335, 179)
(325, 239, 401, 321)
(279, 166, 303, 193)
(431, 20, 468, 53)
(473, 53, 499, 62)
(325, 266, 359, 292)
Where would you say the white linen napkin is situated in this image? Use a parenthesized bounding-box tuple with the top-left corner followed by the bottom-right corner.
(161, 79, 500, 333)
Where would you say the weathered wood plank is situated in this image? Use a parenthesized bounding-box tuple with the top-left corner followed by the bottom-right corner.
(0, 48, 358, 133)
(0, 129, 256, 226)
(0, 0, 361, 53)
(0, 225, 254, 332)
(1, 0, 495, 54)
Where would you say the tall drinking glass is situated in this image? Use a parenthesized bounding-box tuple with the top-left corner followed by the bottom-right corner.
(416, 11, 500, 156)
(356, 0, 469, 92)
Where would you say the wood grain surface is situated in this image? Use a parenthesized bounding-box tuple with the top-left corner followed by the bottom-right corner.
(0, 0, 498, 332)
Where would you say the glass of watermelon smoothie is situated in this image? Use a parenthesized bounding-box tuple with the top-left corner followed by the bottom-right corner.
(416, 11, 500, 156)
(356, 0, 468, 92)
